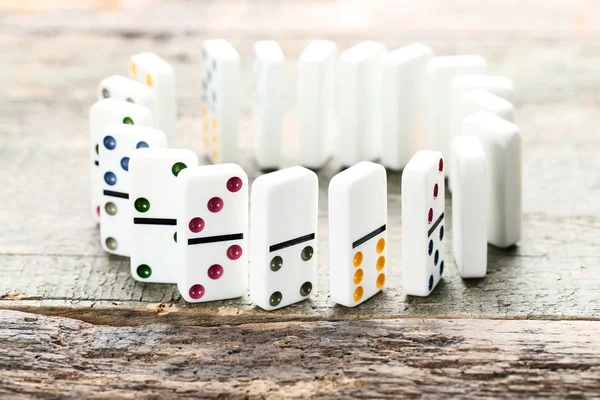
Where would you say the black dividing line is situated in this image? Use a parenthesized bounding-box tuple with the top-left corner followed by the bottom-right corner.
(188, 233, 243, 246)
(352, 224, 386, 249)
(269, 233, 315, 252)
(94, 160, 99, 166)
(103, 190, 129, 199)
(134, 218, 176, 226)
(428, 212, 445, 238)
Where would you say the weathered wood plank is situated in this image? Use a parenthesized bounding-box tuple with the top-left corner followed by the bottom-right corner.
(1, 310, 599, 399)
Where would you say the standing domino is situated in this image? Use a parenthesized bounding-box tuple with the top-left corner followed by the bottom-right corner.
(329, 162, 387, 307)
(253, 41, 285, 171)
(130, 148, 199, 283)
(463, 112, 522, 248)
(202, 40, 241, 164)
(451, 136, 487, 278)
(129, 52, 177, 145)
(425, 55, 487, 173)
(98, 75, 155, 112)
(90, 99, 154, 222)
(250, 167, 318, 310)
(177, 164, 248, 303)
(99, 125, 167, 256)
(339, 41, 387, 166)
(297, 40, 336, 169)
(402, 150, 445, 296)
(380, 44, 433, 170)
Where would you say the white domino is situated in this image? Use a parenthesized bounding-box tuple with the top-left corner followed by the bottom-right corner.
(329, 162, 388, 307)
(253, 40, 285, 171)
(129, 148, 199, 283)
(129, 52, 177, 146)
(449, 90, 514, 191)
(380, 44, 434, 170)
(425, 55, 487, 173)
(402, 150, 445, 296)
(99, 125, 167, 256)
(451, 136, 487, 278)
(297, 40, 336, 169)
(90, 99, 154, 223)
(177, 164, 248, 303)
(202, 40, 241, 164)
(250, 167, 318, 310)
(98, 75, 155, 112)
(339, 41, 387, 166)
(463, 112, 522, 248)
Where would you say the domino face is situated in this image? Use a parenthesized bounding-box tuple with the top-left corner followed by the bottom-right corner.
(339, 41, 387, 166)
(329, 162, 387, 307)
(402, 150, 445, 297)
(253, 41, 285, 171)
(202, 40, 241, 164)
(463, 112, 522, 248)
(129, 148, 199, 283)
(381, 44, 434, 170)
(297, 40, 336, 169)
(129, 52, 177, 146)
(177, 164, 248, 303)
(99, 125, 167, 256)
(425, 55, 487, 174)
(98, 75, 155, 112)
(250, 167, 318, 310)
(451, 136, 487, 278)
(90, 99, 154, 222)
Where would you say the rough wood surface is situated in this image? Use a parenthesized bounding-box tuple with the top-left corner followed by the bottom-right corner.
(1, 310, 599, 399)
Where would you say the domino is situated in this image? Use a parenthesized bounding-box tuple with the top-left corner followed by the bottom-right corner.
(339, 41, 387, 166)
(202, 40, 241, 164)
(425, 55, 487, 174)
(402, 150, 445, 296)
(297, 40, 336, 169)
(451, 136, 487, 278)
(98, 75, 155, 112)
(329, 161, 387, 307)
(250, 166, 318, 310)
(253, 40, 285, 171)
(449, 90, 514, 192)
(177, 164, 248, 303)
(129, 148, 199, 283)
(90, 99, 154, 222)
(99, 124, 167, 256)
(129, 52, 177, 146)
(380, 44, 433, 170)
(463, 112, 522, 248)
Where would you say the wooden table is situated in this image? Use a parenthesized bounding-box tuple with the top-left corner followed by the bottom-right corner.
(1, 1, 599, 398)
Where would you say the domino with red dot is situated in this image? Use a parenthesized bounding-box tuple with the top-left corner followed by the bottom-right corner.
(329, 161, 388, 307)
(129, 148, 199, 283)
(177, 164, 248, 303)
(402, 150, 445, 296)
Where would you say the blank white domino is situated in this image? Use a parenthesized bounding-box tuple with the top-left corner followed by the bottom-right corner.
(297, 40, 336, 169)
(250, 167, 318, 310)
(253, 41, 285, 171)
(130, 148, 199, 283)
(177, 164, 248, 303)
(425, 55, 487, 173)
(329, 161, 387, 307)
(451, 136, 487, 278)
(402, 150, 445, 296)
(98, 75, 155, 112)
(463, 112, 522, 248)
(90, 99, 154, 222)
(339, 41, 387, 166)
(449, 90, 514, 192)
(99, 125, 167, 256)
(202, 40, 241, 164)
(129, 52, 177, 145)
(381, 44, 433, 170)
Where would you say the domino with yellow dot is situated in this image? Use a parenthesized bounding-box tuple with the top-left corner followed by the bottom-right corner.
(329, 161, 387, 307)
